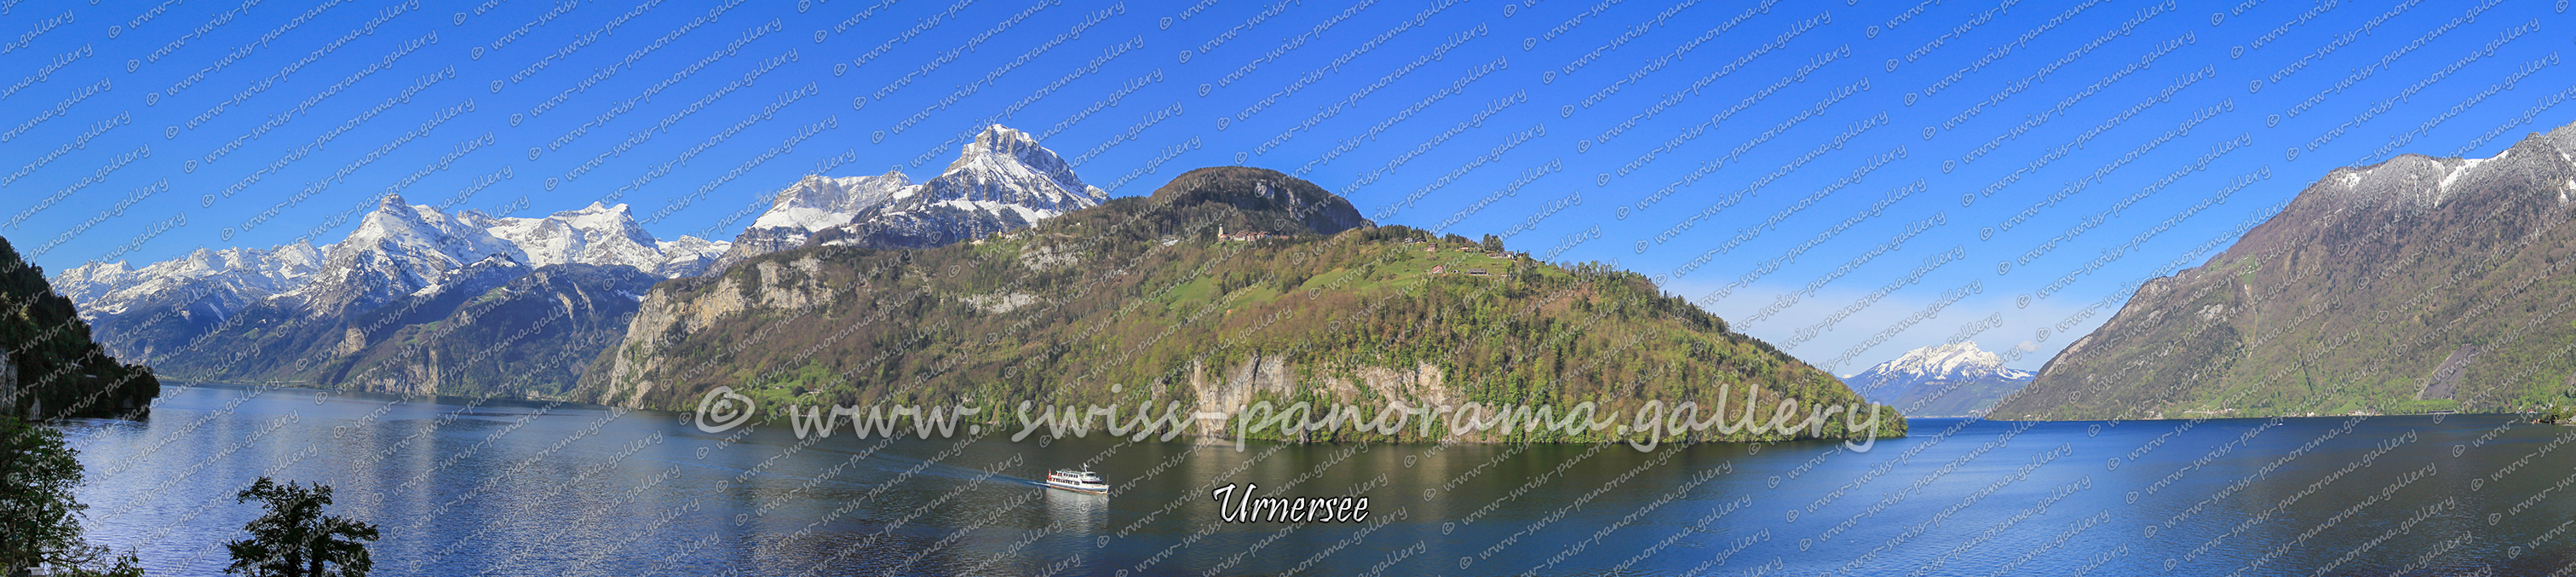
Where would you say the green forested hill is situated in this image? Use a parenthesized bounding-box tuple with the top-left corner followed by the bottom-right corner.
(0, 238, 158, 420)
(582, 167, 1904, 443)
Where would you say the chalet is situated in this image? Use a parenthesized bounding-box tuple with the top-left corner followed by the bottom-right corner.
(1465, 268, 1488, 276)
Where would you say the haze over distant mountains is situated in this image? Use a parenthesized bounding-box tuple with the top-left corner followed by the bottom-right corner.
(1997, 122, 2576, 420)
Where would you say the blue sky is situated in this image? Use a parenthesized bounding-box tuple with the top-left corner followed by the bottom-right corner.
(3, 0, 2570, 372)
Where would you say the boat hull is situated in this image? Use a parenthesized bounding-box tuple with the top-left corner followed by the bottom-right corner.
(1045, 480, 1110, 494)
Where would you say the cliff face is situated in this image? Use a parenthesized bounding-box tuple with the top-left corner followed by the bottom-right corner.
(1996, 124, 2576, 420)
(316, 263, 661, 399)
(0, 237, 158, 420)
(579, 167, 1903, 443)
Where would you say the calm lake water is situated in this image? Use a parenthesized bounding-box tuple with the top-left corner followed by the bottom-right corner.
(51, 383, 2576, 576)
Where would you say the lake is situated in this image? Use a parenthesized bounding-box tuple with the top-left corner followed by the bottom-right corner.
(52, 383, 2575, 575)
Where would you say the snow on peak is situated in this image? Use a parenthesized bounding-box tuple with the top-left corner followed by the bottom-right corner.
(62, 195, 733, 319)
(1860, 342, 2033, 382)
(479, 201, 663, 270)
(923, 124, 1107, 212)
(747, 172, 913, 232)
(653, 236, 732, 277)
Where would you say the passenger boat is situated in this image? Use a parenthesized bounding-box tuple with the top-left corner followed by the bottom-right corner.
(1044, 469, 1109, 494)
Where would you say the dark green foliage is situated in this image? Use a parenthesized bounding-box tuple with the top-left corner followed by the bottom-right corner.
(0, 237, 158, 421)
(225, 477, 378, 577)
(0, 415, 84, 575)
(0, 415, 143, 577)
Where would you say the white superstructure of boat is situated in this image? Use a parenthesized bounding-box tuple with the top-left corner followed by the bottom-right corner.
(1044, 469, 1109, 494)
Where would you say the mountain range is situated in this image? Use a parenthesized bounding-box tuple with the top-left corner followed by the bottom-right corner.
(578, 165, 1900, 442)
(1841, 342, 2033, 418)
(1997, 122, 2576, 420)
(50, 124, 1106, 397)
(30, 124, 1899, 443)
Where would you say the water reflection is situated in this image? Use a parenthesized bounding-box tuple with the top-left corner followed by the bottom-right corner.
(47, 383, 2576, 576)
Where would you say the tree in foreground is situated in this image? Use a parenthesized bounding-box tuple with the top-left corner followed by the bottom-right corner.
(0, 415, 144, 577)
(224, 478, 378, 577)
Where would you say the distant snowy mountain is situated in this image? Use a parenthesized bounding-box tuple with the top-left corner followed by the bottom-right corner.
(710, 171, 912, 273)
(53, 241, 324, 320)
(58, 195, 728, 325)
(1842, 342, 2034, 418)
(50, 124, 1097, 395)
(703, 124, 1101, 273)
(654, 236, 730, 278)
(811, 124, 1108, 250)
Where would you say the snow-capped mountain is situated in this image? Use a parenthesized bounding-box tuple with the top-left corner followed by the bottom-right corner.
(59, 195, 731, 324)
(811, 124, 1107, 250)
(1850, 342, 2033, 384)
(474, 201, 669, 270)
(654, 236, 730, 278)
(53, 241, 324, 319)
(710, 170, 912, 272)
(47, 124, 1092, 392)
(1842, 342, 2034, 418)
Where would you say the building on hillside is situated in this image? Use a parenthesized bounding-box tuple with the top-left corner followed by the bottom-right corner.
(1216, 225, 1273, 242)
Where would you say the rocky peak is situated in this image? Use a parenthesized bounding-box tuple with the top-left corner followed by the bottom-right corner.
(480, 201, 662, 270)
(711, 170, 914, 274)
(805, 124, 1107, 251)
(923, 124, 1107, 211)
(654, 236, 730, 278)
(750, 171, 913, 230)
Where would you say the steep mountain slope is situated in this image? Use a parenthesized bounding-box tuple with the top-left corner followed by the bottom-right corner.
(1996, 124, 2576, 420)
(578, 166, 1903, 443)
(316, 263, 660, 398)
(1843, 343, 2033, 418)
(0, 237, 158, 420)
(808, 125, 1108, 250)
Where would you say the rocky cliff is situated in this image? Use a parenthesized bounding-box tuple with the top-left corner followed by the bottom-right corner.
(0, 236, 158, 420)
